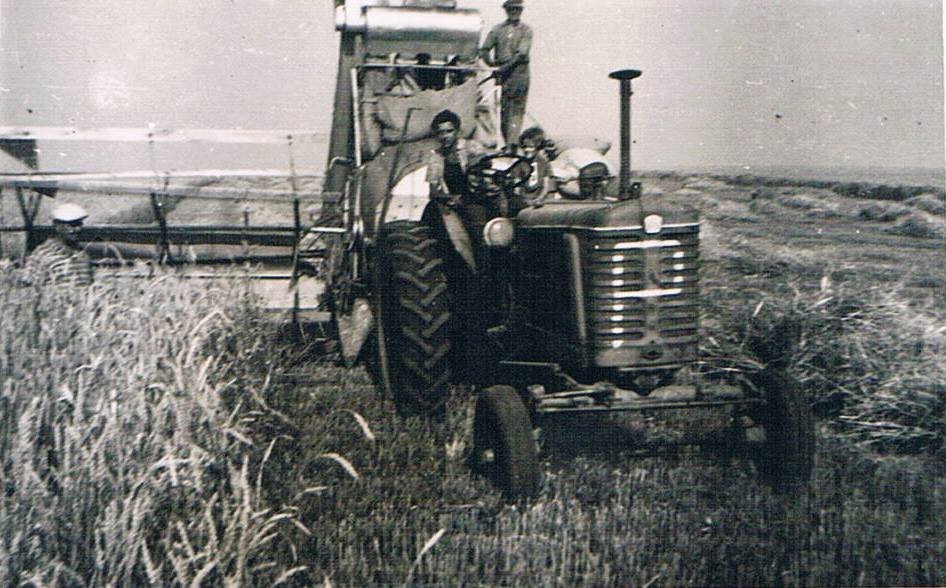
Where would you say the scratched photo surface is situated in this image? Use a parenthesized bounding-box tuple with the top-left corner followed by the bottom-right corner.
(1, 2, 944, 586)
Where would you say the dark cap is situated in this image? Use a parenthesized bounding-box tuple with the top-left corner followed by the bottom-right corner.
(503, 0, 523, 9)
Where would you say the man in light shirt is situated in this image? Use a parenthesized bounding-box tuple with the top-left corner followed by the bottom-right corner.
(27, 203, 93, 286)
(479, 0, 532, 144)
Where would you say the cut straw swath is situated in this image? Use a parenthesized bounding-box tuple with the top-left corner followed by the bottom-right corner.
(273, 566, 309, 587)
(402, 528, 446, 587)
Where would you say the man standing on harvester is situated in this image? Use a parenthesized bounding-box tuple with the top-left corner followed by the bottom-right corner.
(479, 0, 532, 144)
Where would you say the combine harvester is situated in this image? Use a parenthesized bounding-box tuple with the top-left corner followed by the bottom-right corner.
(2, 0, 815, 498)
(317, 0, 814, 498)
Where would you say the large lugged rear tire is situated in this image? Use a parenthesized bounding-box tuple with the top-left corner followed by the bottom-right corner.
(375, 221, 452, 417)
(473, 385, 541, 499)
(749, 369, 815, 492)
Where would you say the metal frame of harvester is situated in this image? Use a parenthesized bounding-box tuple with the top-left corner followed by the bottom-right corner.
(0, 131, 341, 325)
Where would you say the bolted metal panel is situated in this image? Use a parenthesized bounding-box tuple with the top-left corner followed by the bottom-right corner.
(380, 165, 431, 223)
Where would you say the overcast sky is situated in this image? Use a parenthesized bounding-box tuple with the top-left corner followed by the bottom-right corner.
(1, 0, 943, 172)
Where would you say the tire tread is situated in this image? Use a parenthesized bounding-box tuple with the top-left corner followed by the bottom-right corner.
(376, 222, 453, 416)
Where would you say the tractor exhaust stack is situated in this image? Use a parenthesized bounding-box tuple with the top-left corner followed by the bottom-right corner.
(609, 69, 642, 200)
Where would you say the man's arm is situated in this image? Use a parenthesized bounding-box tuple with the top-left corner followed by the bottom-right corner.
(509, 25, 532, 67)
(425, 151, 452, 203)
(489, 26, 532, 81)
(478, 27, 498, 67)
(531, 153, 552, 206)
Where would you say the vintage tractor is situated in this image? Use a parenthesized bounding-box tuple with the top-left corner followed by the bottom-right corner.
(319, 0, 814, 497)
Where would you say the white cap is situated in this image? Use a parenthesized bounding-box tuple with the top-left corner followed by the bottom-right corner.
(52, 203, 88, 224)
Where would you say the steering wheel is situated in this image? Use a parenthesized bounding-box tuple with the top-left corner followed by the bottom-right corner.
(467, 153, 533, 196)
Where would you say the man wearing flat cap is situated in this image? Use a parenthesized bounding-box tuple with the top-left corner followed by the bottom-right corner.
(479, 0, 532, 145)
(27, 203, 94, 286)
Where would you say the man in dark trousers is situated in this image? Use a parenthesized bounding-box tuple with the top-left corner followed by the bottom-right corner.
(424, 109, 495, 383)
(479, 0, 532, 145)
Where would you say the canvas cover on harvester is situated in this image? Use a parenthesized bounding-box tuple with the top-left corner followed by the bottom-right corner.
(376, 76, 478, 143)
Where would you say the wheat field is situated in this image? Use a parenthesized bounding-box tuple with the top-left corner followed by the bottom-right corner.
(1, 171, 944, 586)
(0, 268, 314, 585)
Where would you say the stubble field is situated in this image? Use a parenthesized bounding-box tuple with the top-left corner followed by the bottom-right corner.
(1, 170, 944, 586)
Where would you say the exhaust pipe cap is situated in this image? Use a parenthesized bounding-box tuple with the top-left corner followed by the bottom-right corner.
(609, 69, 642, 81)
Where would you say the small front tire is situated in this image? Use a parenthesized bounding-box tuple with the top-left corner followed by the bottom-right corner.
(747, 369, 815, 492)
(472, 385, 541, 499)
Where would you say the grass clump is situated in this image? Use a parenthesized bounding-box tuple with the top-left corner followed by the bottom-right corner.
(776, 193, 826, 210)
(884, 211, 946, 240)
(0, 267, 308, 586)
(703, 269, 945, 458)
(905, 193, 946, 215)
(832, 181, 945, 202)
(718, 173, 945, 203)
(857, 201, 912, 222)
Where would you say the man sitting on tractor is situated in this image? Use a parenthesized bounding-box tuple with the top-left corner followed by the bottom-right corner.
(424, 109, 513, 384)
(425, 109, 500, 254)
(426, 109, 482, 206)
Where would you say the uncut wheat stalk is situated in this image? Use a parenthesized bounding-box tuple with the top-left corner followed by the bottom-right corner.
(0, 266, 307, 585)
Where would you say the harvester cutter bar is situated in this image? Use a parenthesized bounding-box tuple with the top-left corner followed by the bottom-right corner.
(531, 384, 762, 415)
(95, 271, 308, 280)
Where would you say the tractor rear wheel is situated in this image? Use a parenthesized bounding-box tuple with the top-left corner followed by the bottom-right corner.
(747, 369, 815, 492)
(473, 385, 541, 499)
(375, 221, 452, 417)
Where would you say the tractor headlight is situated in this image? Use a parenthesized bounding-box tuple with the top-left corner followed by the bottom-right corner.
(644, 214, 663, 234)
(483, 217, 515, 247)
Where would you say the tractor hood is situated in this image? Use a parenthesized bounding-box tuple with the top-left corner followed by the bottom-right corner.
(516, 197, 699, 231)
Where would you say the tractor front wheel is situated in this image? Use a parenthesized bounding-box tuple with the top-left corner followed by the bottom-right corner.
(747, 369, 815, 492)
(472, 385, 541, 499)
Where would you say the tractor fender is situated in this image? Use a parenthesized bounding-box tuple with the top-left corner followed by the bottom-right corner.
(377, 165, 431, 225)
(380, 164, 476, 272)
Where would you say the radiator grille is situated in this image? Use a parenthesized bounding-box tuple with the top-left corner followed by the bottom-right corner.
(583, 225, 700, 357)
